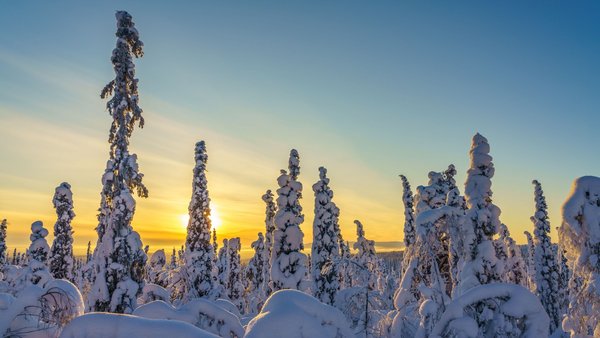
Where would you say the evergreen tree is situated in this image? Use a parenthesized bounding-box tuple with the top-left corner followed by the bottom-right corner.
(453, 133, 511, 334)
(338, 235, 352, 289)
(49, 182, 75, 281)
(399, 175, 416, 249)
(89, 11, 148, 313)
(0, 219, 6, 268)
(170, 247, 177, 269)
(270, 149, 307, 291)
(262, 189, 276, 295)
(559, 176, 600, 336)
(148, 249, 167, 287)
(183, 141, 216, 299)
(456, 133, 502, 295)
(217, 238, 229, 291)
(497, 223, 527, 286)
(530, 180, 561, 332)
(27, 221, 51, 286)
(246, 232, 267, 312)
(311, 167, 341, 304)
(86, 241, 92, 264)
(524, 230, 536, 291)
(556, 235, 570, 321)
(352, 220, 378, 289)
(227, 238, 244, 312)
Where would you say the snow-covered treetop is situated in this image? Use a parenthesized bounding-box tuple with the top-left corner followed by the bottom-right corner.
(29, 221, 50, 263)
(53, 182, 74, 208)
(194, 141, 208, 167)
(252, 232, 265, 249)
(531, 180, 550, 232)
(464, 133, 500, 239)
(0, 219, 6, 265)
(288, 149, 300, 180)
(399, 175, 416, 248)
(353, 220, 376, 256)
(560, 176, 600, 264)
(561, 176, 600, 246)
(101, 11, 145, 150)
(150, 249, 166, 267)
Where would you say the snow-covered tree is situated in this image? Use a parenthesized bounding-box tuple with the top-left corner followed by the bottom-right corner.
(27, 221, 51, 286)
(450, 133, 521, 336)
(559, 176, 600, 336)
(226, 238, 244, 312)
(49, 182, 75, 281)
(0, 219, 6, 268)
(183, 140, 216, 299)
(88, 11, 148, 314)
(455, 133, 502, 295)
(148, 249, 167, 287)
(217, 238, 229, 291)
(311, 167, 341, 304)
(524, 230, 536, 291)
(556, 234, 570, 321)
(497, 223, 527, 286)
(262, 189, 276, 295)
(270, 149, 307, 291)
(530, 180, 561, 333)
(399, 175, 416, 249)
(85, 241, 92, 264)
(246, 232, 267, 313)
(170, 248, 177, 269)
(352, 220, 378, 289)
(339, 235, 352, 289)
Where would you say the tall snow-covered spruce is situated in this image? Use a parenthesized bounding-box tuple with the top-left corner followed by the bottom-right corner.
(28, 221, 51, 286)
(270, 149, 307, 291)
(88, 11, 148, 313)
(183, 140, 216, 299)
(352, 220, 378, 289)
(0, 219, 6, 268)
(49, 182, 75, 281)
(311, 166, 341, 304)
(399, 175, 416, 249)
(456, 133, 502, 293)
(530, 180, 560, 333)
(262, 189, 276, 295)
(559, 176, 600, 336)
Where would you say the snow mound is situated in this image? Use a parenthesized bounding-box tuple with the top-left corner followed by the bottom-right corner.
(133, 299, 244, 337)
(245, 289, 353, 338)
(139, 283, 170, 304)
(59, 313, 219, 338)
(430, 283, 549, 338)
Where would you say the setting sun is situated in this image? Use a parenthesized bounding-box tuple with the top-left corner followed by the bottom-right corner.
(179, 205, 222, 232)
(179, 214, 190, 229)
(210, 205, 222, 231)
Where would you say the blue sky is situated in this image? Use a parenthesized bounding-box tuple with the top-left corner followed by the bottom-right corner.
(1, 1, 598, 255)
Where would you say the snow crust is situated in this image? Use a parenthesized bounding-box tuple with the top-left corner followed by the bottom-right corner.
(245, 289, 353, 338)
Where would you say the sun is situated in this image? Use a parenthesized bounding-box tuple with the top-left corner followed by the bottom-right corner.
(210, 205, 222, 231)
(179, 214, 190, 229)
(178, 205, 222, 231)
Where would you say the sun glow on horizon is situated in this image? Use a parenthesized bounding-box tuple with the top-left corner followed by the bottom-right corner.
(210, 205, 222, 232)
(178, 204, 222, 232)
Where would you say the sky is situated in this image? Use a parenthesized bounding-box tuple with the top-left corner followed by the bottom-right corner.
(0, 1, 598, 258)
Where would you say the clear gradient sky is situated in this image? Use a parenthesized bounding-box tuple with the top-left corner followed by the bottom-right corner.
(1, 1, 598, 257)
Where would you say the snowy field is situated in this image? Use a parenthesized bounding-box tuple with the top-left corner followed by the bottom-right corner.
(1, 10, 599, 338)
